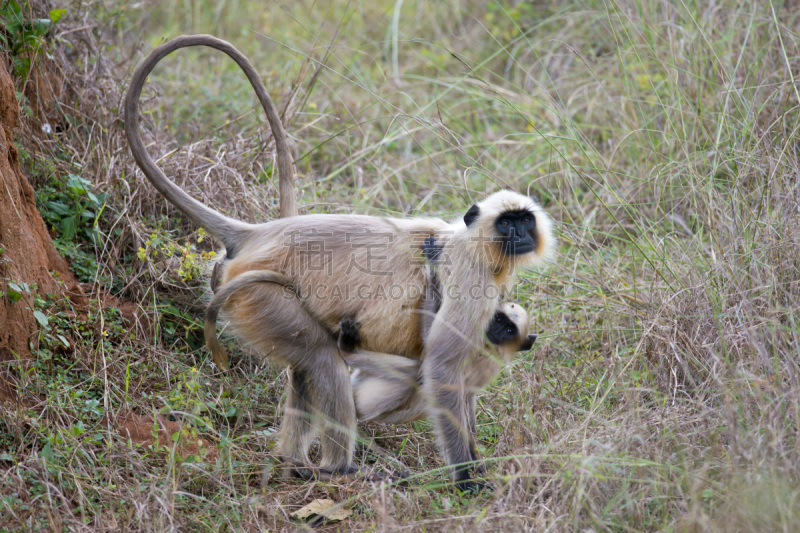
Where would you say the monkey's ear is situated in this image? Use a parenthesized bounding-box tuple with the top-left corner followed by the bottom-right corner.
(464, 205, 480, 227)
(518, 333, 537, 352)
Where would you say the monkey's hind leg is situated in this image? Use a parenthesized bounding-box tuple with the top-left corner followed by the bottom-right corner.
(278, 367, 318, 477)
(467, 393, 488, 476)
(279, 359, 358, 480)
(282, 353, 358, 479)
(309, 348, 358, 475)
(230, 283, 358, 479)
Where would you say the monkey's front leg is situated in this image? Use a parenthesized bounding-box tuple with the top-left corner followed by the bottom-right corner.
(422, 358, 489, 493)
(466, 393, 488, 476)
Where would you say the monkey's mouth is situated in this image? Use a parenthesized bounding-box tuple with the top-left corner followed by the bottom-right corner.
(518, 334, 537, 352)
(504, 239, 536, 255)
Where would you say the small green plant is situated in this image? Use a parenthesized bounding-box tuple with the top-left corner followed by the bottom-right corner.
(157, 365, 237, 462)
(2, 279, 30, 303)
(38, 174, 106, 242)
(137, 227, 216, 282)
(164, 367, 209, 420)
(31, 294, 78, 362)
(29, 293, 128, 368)
(53, 239, 99, 283)
(0, 1, 65, 78)
(483, 1, 538, 41)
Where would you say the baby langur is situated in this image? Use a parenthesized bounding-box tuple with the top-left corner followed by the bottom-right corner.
(337, 302, 536, 425)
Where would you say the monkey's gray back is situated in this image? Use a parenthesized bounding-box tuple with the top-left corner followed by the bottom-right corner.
(221, 214, 450, 358)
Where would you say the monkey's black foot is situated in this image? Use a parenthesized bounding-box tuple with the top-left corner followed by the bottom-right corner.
(337, 317, 360, 353)
(280, 457, 408, 485)
(385, 469, 413, 488)
(456, 478, 493, 495)
(287, 463, 360, 481)
(471, 461, 488, 475)
(322, 464, 360, 477)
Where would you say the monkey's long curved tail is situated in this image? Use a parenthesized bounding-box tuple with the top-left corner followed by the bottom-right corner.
(125, 35, 298, 257)
(205, 269, 296, 370)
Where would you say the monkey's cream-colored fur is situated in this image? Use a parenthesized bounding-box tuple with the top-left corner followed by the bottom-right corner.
(126, 35, 554, 488)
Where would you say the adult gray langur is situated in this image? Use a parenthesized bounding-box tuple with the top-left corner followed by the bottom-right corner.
(125, 34, 554, 491)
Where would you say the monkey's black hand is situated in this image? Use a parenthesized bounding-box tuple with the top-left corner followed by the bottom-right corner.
(324, 464, 360, 477)
(456, 478, 494, 495)
(337, 317, 360, 353)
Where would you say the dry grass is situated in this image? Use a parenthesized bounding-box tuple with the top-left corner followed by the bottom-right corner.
(3, 0, 800, 530)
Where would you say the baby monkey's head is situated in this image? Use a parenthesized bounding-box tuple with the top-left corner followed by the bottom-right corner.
(485, 302, 536, 356)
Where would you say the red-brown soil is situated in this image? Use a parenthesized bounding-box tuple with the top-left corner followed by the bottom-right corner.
(0, 59, 86, 360)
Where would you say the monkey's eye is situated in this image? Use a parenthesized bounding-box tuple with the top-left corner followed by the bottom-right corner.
(505, 328, 514, 335)
(495, 315, 504, 324)
(522, 216, 532, 224)
(499, 219, 510, 227)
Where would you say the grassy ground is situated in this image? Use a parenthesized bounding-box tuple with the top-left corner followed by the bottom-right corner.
(3, 0, 800, 530)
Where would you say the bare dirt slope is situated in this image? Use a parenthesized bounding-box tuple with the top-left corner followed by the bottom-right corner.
(0, 59, 84, 360)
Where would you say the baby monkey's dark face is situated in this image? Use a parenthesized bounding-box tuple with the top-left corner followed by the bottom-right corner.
(485, 302, 536, 352)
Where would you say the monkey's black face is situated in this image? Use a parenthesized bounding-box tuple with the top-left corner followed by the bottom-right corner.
(486, 311, 520, 346)
(495, 210, 538, 256)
